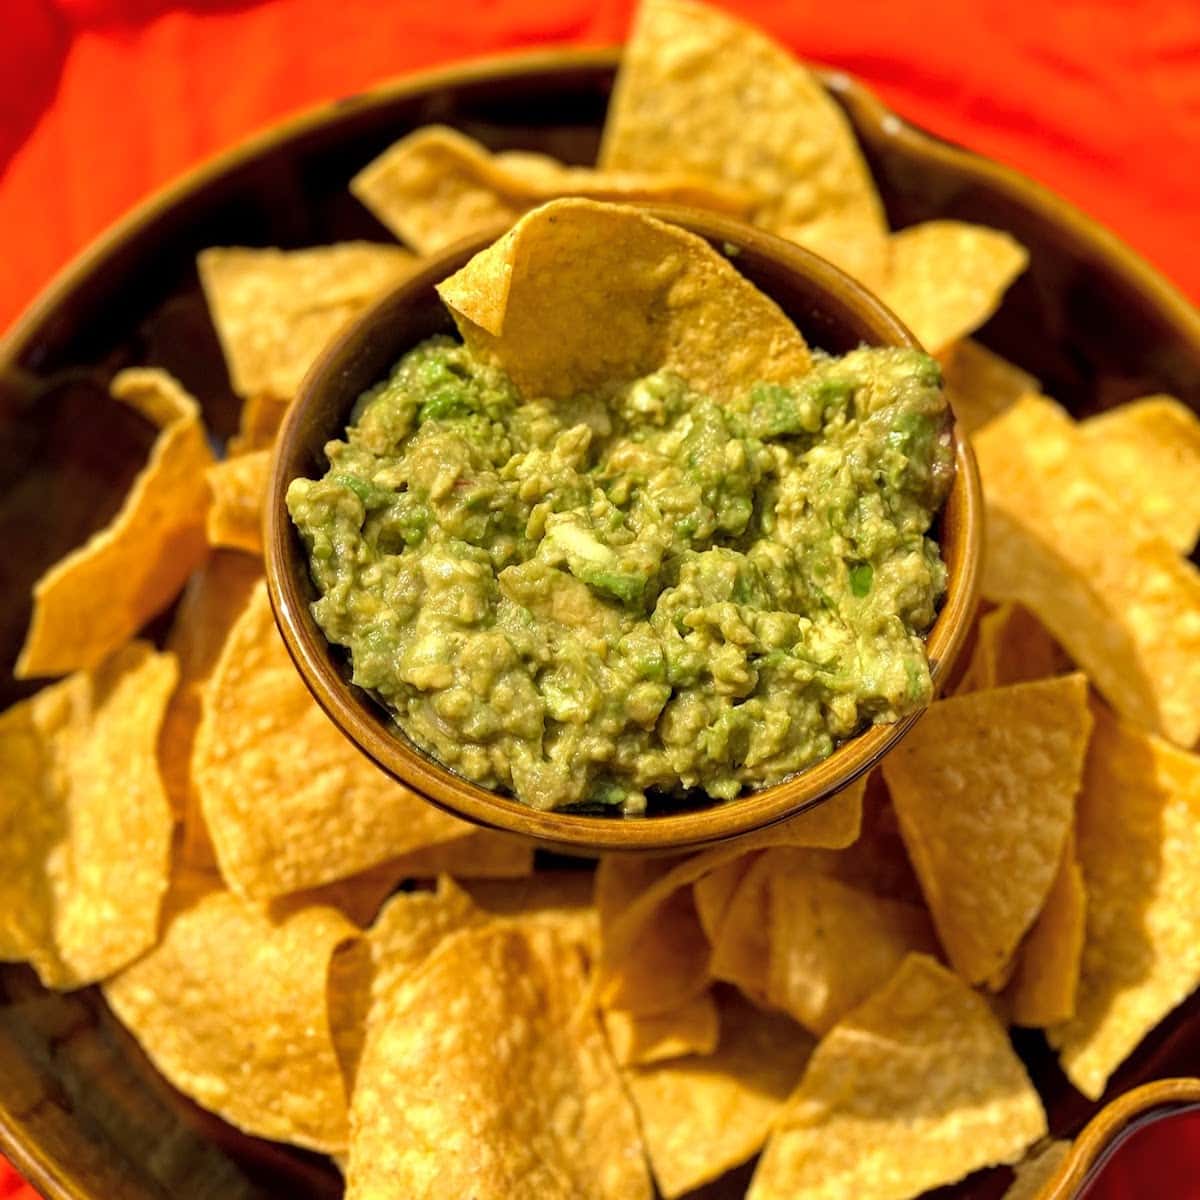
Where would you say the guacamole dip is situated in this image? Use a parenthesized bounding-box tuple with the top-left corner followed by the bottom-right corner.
(287, 337, 953, 813)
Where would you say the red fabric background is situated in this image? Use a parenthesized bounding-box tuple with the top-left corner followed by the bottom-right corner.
(2, 0, 1199, 1195)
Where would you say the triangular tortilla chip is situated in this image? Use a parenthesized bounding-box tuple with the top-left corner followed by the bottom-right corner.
(940, 338, 1040, 434)
(346, 925, 652, 1199)
(1049, 702, 1200, 1099)
(765, 860, 938, 1034)
(16, 369, 211, 678)
(198, 243, 416, 401)
(205, 449, 269, 555)
(975, 393, 1200, 747)
(748, 955, 1047, 1200)
(194, 581, 474, 898)
(595, 777, 865, 1015)
(1079, 395, 1200, 555)
(351, 124, 753, 254)
(0, 641, 176, 988)
(882, 674, 1092, 984)
(881, 221, 1028, 354)
(955, 601, 1071, 695)
(436, 198, 811, 404)
(599, 0, 889, 286)
(1005, 830, 1087, 1028)
(159, 550, 263, 867)
(625, 988, 814, 1198)
(604, 990, 719, 1067)
(104, 884, 360, 1152)
(465, 871, 600, 959)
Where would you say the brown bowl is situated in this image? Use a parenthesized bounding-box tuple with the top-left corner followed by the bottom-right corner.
(265, 206, 981, 855)
(2, 46, 1200, 1200)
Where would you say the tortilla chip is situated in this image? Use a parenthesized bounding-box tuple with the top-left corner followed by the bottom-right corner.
(1005, 831, 1086, 1028)
(1004, 1141, 1071, 1200)
(881, 221, 1029, 354)
(1080, 395, 1200, 554)
(367, 876, 486, 1000)
(706, 852, 772, 1001)
(16, 369, 212, 678)
(157, 552, 262, 872)
(346, 924, 652, 1199)
(205, 449, 269, 555)
(0, 642, 176, 989)
(274, 831, 532, 928)
(976, 394, 1200, 747)
(693, 855, 756, 943)
(882, 674, 1092, 984)
(940, 338, 1041, 434)
(1048, 702, 1200, 1099)
(104, 884, 360, 1151)
(765, 861, 939, 1034)
(198, 243, 416, 401)
(436, 197, 811, 404)
(626, 988, 815, 1199)
(956, 602, 1071, 695)
(748, 955, 1047, 1200)
(194, 580, 473, 898)
(465, 870, 600, 958)
(228, 392, 291, 455)
(604, 990, 719, 1066)
(350, 124, 753, 255)
(599, 0, 889, 286)
(596, 776, 866, 1016)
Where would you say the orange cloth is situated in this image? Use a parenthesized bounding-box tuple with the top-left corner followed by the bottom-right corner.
(2, 0, 1200, 339)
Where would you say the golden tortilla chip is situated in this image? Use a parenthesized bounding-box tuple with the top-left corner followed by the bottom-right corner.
(765, 860, 938, 1034)
(599, 0, 889, 286)
(205, 449, 269, 555)
(956, 601, 1071, 695)
(1048, 702, 1200, 1099)
(228, 392, 291, 455)
(976, 394, 1200, 747)
(693, 855, 755, 943)
(160, 551, 263, 871)
(1004, 1140, 1071, 1200)
(882, 674, 1092, 984)
(626, 988, 815, 1199)
(274, 831, 532, 928)
(346, 924, 652, 1199)
(194, 580, 474, 898)
(198, 243, 416, 401)
(604, 990, 719, 1067)
(940, 338, 1040, 434)
(1080, 395, 1200, 554)
(748, 954, 1047, 1200)
(104, 884, 360, 1152)
(1005, 831, 1087, 1028)
(465, 870, 600, 958)
(705, 852, 772, 1002)
(16, 369, 212, 678)
(351, 124, 753, 255)
(436, 197, 811, 404)
(881, 221, 1029, 354)
(367, 876, 486, 1000)
(596, 777, 866, 1016)
(0, 642, 176, 989)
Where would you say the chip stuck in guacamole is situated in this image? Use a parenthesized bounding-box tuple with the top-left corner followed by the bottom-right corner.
(286, 202, 953, 813)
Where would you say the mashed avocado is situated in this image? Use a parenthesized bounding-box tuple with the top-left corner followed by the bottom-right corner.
(287, 337, 953, 813)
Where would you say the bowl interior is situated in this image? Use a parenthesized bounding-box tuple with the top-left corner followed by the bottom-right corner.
(266, 206, 981, 855)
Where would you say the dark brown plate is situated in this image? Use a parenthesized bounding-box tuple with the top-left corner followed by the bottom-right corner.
(1, 47, 1198, 1200)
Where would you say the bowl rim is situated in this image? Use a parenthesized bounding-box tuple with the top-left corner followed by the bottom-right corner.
(265, 205, 982, 854)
